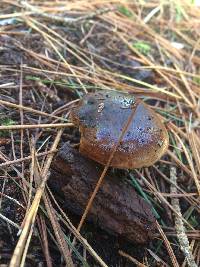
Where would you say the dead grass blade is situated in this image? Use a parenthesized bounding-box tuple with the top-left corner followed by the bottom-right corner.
(0, 99, 66, 121)
(172, 130, 200, 196)
(119, 250, 148, 267)
(0, 0, 200, 266)
(9, 129, 63, 267)
(42, 191, 74, 267)
(47, 187, 109, 267)
(156, 221, 179, 267)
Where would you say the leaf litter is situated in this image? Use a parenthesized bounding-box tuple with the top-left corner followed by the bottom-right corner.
(0, 1, 200, 266)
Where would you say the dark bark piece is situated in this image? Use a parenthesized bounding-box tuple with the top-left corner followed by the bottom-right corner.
(49, 143, 156, 244)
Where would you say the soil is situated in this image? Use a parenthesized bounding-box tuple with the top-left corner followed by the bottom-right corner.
(0, 33, 159, 266)
(0, 2, 199, 267)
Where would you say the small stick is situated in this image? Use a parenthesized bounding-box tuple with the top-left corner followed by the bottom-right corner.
(170, 166, 197, 267)
(0, 149, 57, 168)
(0, 123, 73, 131)
(19, 1, 114, 25)
(0, 212, 20, 230)
(0, 99, 66, 121)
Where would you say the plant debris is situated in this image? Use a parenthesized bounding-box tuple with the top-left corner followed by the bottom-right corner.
(0, 1, 200, 266)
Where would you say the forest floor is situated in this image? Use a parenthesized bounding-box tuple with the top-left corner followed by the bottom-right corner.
(0, 1, 200, 266)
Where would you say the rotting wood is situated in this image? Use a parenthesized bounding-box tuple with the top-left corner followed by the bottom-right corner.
(49, 143, 156, 244)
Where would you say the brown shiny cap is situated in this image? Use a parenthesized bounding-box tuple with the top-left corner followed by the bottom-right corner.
(70, 90, 169, 169)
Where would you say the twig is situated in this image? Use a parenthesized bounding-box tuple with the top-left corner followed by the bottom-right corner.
(170, 166, 197, 267)
(0, 192, 24, 208)
(156, 221, 179, 267)
(39, 216, 53, 267)
(19, 1, 114, 24)
(19, 62, 26, 203)
(147, 249, 170, 267)
(0, 212, 20, 229)
(0, 99, 66, 121)
(0, 149, 57, 168)
(0, 123, 73, 131)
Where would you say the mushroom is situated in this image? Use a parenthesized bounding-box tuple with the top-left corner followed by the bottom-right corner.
(70, 90, 169, 169)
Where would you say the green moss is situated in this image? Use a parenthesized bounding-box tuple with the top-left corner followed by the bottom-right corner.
(132, 41, 152, 55)
(0, 117, 15, 137)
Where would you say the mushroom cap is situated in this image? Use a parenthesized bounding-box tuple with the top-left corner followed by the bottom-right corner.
(70, 90, 169, 169)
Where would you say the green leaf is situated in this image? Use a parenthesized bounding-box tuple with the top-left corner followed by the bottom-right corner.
(118, 5, 133, 17)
